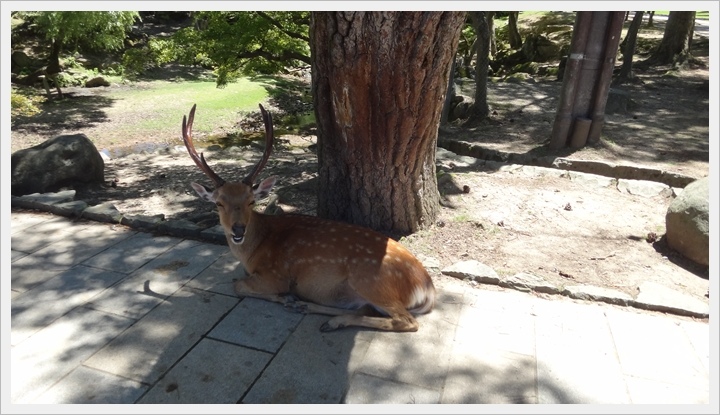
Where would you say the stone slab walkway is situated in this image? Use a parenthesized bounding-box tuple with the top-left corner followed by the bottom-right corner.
(6, 211, 714, 408)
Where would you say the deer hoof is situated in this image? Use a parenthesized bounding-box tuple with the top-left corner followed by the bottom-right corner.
(284, 302, 308, 314)
(319, 321, 336, 332)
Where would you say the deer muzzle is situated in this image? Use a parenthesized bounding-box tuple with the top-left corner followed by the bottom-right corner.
(231, 224, 246, 244)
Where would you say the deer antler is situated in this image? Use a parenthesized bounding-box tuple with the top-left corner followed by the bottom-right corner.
(242, 104, 275, 185)
(182, 104, 226, 188)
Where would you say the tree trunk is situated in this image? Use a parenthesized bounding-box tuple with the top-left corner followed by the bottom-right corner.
(508, 12, 522, 49)
(615, 11, 644, 84)
(647, 11, 655, 27)
(310, 12, 465, 235)
(644, 11, 695, 66)
(440, 58, 457, 125)
(487, 11, 497, 57)
(45, 38, 63, 98)
(467, 11, 490, 122)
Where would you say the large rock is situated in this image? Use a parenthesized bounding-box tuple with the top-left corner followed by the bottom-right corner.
(11, 134, 105, 196)
(665, 177, 709, 266)
(85, 76, 110, 88)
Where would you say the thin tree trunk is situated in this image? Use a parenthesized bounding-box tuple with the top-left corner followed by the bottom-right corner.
(467, 11, 490, 122)
(311, 12, 465, 234)
(643, 11, 695, 66)
(508, 12, 522, 49)
(487, 11, 496, 56)
(615, 11, 644, 83)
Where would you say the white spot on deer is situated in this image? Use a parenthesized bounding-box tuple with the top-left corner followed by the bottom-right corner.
(375, 236, 382, 242)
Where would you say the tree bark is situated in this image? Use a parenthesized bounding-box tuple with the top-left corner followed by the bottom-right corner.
(615, 11, 644, 84)
(310, 12, 465, 235)
(508, 12, 522, 49)
(643, 11, 695, 66)
(467, 11, 490, 122)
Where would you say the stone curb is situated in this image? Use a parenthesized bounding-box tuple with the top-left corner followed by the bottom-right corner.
(437, 137, 698, 188)
(441, 267, 709, 320)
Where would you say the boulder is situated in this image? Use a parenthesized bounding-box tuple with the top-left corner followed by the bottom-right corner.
(85, 76, 110, 88)
(11, 134, 105, 196)
(665, 177, 709, 266)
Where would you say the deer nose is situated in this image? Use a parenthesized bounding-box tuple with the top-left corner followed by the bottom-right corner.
(231, 224, 246, 244)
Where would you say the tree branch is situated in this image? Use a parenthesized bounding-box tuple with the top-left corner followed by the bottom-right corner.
(237, 47, 311, 65)
(255, 11, 310, 43)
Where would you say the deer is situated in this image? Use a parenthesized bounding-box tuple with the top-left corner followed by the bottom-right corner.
(181, 104, 436, 332)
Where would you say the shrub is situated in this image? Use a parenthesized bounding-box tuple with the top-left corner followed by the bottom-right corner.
(11, 90, 46, 117)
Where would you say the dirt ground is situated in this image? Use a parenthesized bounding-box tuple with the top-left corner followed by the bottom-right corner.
(10, 39, 710, 308)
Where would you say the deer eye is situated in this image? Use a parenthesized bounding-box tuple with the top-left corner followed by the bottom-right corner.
(249, 200, 255, 206)
(216, 202, 224, 208)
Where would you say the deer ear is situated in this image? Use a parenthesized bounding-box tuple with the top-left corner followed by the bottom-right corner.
(191, 182, 216, 203)
(254, 176, 277, 200)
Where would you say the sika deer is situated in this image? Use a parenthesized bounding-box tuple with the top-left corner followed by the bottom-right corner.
(182, 104, 435, 332)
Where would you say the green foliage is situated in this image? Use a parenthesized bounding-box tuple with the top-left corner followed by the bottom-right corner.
(11, 89, 46, 117)
(122, 38, 178, 76)
(16, 11, 139, 52)
(166, 11, 311, 86)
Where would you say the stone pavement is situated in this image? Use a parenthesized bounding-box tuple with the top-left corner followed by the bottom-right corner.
(6, 210, 715, 408)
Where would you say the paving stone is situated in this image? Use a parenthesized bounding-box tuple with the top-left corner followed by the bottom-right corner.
(186, 250, 245, 297)
(617, 178, 672, 198)
(500, 272, 560, 294)
(208, 297, 303, 353)
(81, 202, 124, 223)
(46, 200, 88, 217)
(157, 219, 202, 238)
(242, 314, 372, 404)
(354, 296, 461, 390)
(11, 250, 28, 262)
(442, 298, 538, 404)
(139, 338, 272, 404)
(563, 284, 633, 306)
(624, 376, 709, 404)
(442, 349, 537, 404)
(10, 215, 96, 253)
(120, 213, 165, 231)
(11, 307, 134, 403)
(81, 232, 181, 274)
(11, 224, 135, 293)
(567, 170, 616, 188)
(345, 373, 440, 404)
(10, 211, 55, 234)
(34, 366, 148, 404)
(604, 307, 708, 391)
(200, 224, 226, 243)
(678, 319, 710, 373)
(533, 298, 630, 403)
(86, 239, 228, 318)
(634, 281, 709, 318)
(12, 190, 76, 207)
(85, 287, 237, 384)
(441, 260, 500, 284)
(11, 264, 127, 346)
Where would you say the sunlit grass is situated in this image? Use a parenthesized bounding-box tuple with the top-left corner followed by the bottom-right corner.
(104, 77, 268, 137)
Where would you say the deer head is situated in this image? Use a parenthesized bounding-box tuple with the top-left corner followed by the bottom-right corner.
(182, 104, 276, 245)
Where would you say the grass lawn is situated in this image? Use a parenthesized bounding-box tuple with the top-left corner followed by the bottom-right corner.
(102, 77, 269, 137)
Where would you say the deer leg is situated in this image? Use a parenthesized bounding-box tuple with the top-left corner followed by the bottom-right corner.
(234, 276, 373, 317)
(320, 307, 420, 332)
